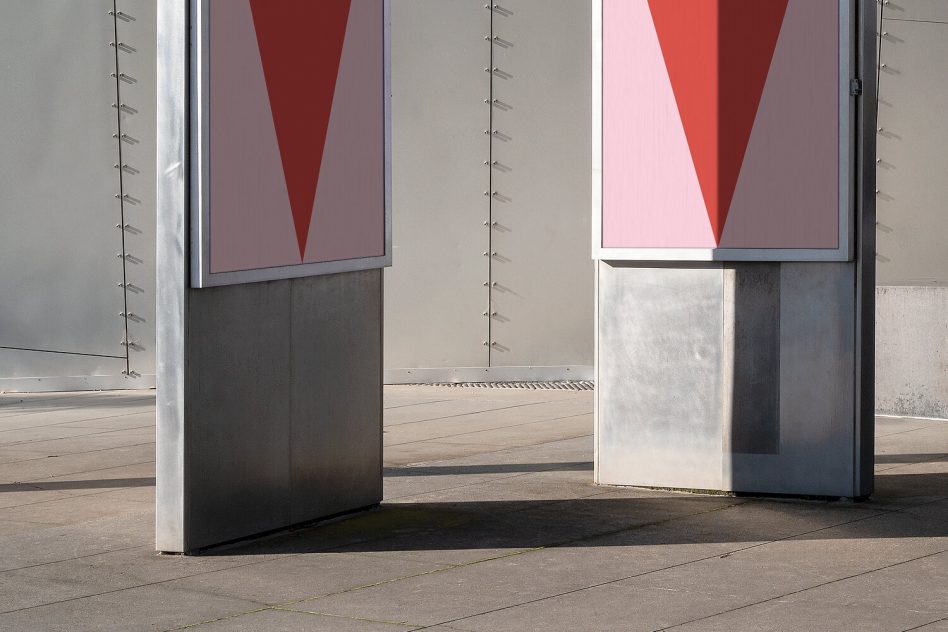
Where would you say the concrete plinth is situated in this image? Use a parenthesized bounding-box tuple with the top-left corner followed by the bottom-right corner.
(594, 261, 873, 498)
(156, 272, 382, 553)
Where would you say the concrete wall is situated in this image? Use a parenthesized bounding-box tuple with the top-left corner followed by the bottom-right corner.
(384, 0, 593, 382)
(876, 287, 948, 418)
(0, 0, 156, 391)
(875, 2, 948, 418)
(1, 0, 944, 423)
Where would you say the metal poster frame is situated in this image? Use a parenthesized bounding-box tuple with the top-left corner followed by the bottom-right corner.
(189, 0, 392, 288)
(591, 0, 855, 262)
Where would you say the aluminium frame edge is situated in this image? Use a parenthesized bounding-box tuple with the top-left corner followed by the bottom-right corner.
(852, 0, 877, 498)
(156, 0, 190, 553)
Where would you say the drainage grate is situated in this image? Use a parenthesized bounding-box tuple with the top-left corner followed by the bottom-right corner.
(416, 381, 595, 391)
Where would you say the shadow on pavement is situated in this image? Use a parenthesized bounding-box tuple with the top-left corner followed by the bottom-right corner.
(0, 477, 155, 492)
(204, 470, 947, 557)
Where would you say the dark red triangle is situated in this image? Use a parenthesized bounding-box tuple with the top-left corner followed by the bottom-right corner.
(647, 0, 788, 244)
(250, 0, 352, 259)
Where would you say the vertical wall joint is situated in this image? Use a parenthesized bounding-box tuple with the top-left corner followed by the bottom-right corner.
(110, 1, 142, 378)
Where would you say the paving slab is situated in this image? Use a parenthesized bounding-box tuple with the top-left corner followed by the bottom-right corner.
(165, 551, 452, 606)
(186, 608, 417, 631)
(0, 583, 263, 632)
(0, 389, 943, 632)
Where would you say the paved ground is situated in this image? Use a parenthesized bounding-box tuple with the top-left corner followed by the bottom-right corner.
(0, 386, 945, 632)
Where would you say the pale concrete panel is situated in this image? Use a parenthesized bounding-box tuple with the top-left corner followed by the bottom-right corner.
(876, 18, 948, 286)
(0, 351, 126, 383)
(883, 0, 948, 22)
(116, 0, 158, 379)
(873, 11, 947, 420)
(384, 0, 491, 369)
(599, 262, 867, 496)
(876, 286, 948, 419)
(596, 262, 725, 490)
(0, 1, 127, 365)
(488, 0, 594, 367)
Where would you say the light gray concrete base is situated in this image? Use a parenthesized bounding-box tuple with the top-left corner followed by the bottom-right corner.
(156, 1, 383, 553)
(876, 286, 948, 420)
(595, 261, 873, 498)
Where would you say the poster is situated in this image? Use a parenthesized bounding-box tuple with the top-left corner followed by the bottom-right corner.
(594, 0, 852, 261)
(191, 0, 390, 287)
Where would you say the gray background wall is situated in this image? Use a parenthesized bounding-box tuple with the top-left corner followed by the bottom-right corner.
(384, 0, 594, 382)
(875, 0, 948, 418)
(0, 0, 156, 391)
(0, 1, 944, 420)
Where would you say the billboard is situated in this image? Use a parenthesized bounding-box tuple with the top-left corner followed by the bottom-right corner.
(191, 0, 391, 287)
(593, 0, 853, 261)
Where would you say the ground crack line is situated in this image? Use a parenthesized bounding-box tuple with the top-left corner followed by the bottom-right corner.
(411, 500, 935, 630)
(654, 549, 948, 631)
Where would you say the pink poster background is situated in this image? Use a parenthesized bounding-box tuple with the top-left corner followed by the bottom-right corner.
(601, 0, 840, 251)
(208, 0, 385, 275)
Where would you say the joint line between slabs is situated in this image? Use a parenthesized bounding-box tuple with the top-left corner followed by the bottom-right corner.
(409, 500, 942, 630)
(0, 399, 155, 424)
(384, 411, 591, 447)
(654, 549, 948, 631)
(0, 436, 155, 468)
(901, 615, 948, 632)
(384, 461, 595, 502)
(388, 433, 593, 469)
(386, 400, 571, 428)
(0, 423, 155, 449)
(3, 492, 942, 623)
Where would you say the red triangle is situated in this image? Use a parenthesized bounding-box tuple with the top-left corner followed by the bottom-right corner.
(250, 0, 353, 259)
(647, 0, 788, 244)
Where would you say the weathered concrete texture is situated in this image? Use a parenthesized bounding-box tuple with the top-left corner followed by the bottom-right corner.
(0, 387, 945, 631)
(597, 261, 868, 497)
(876, 286, 948, 419)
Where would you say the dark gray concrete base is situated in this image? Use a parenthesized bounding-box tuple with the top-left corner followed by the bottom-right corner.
(156, 271, 383, 553)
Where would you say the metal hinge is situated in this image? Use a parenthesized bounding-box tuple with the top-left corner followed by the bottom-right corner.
(850, 78, 863, 96)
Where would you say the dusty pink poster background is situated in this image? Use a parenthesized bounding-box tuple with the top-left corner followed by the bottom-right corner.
(602, 0, 839, 251)
(209, 0, 384, 274)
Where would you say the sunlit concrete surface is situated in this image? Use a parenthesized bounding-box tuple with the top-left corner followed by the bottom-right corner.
(0, 387, 945, 631)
